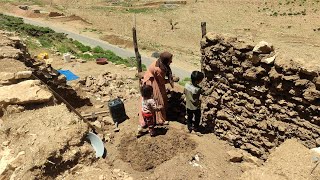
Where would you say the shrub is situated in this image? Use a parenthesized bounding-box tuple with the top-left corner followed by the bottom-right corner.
(92, 46, 105, 53)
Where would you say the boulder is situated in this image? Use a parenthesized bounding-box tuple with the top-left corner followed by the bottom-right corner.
(253, 41, 274, 54)
(0, 80, 53, 105)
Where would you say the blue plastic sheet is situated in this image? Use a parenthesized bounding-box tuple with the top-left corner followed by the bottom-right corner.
(57, 70, 79, 81)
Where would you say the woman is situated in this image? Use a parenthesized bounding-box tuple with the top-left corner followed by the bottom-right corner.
(139, 51, 174, 127)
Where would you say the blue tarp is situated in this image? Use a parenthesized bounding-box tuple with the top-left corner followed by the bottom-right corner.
(57, 70, 79, 81)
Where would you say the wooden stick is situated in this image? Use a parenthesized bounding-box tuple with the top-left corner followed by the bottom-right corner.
(201, 22, 206, 38)
(132, 15, 142, 73)
(82, 110, 109, 118)
(201, 22, 207, 72)
(31, 74, 104, 134)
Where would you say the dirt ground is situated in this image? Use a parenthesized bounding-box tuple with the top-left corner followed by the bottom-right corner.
(47, 55, 244, 180)
(240, 139, 320, 180)
(1, 0, 319, 72)
(1, 1, 320, 179)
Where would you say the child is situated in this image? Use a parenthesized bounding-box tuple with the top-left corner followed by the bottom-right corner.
(138, 85, 162, 137)
(184, 71, 213, 133)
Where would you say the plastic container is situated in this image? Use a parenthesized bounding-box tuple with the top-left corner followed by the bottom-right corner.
(96, 58, 108, 65)
(108, 98, 127, 124)
(63, 53, 71, 62)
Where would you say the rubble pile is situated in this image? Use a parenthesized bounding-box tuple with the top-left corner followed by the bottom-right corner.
(200, 32, 320, 159)
(0, 31, 54, 115)
(79, 72, 139, 102)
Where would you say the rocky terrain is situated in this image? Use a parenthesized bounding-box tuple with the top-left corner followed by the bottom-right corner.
(201, 32, 320, 160)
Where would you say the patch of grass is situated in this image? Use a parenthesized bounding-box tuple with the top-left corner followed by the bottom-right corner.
(24, 37, 39, 50)
(0, 13, 144, 69)
(73, 40, 91, 52)
(92, 46, 105, 53)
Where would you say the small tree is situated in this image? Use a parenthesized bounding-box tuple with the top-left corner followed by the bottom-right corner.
(169, 19, 179, 30)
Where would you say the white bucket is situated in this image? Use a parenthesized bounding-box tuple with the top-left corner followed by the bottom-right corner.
(63, 53, 71, 62)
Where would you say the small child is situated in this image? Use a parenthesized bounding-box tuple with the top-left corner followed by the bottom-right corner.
(138, 85, 162, 137)
(184, 71, 213, 133)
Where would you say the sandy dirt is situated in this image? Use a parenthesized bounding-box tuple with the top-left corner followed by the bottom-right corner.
(240, 139, 320, 180)
(1, 2, 320, 178)
(1, 0, 319, 71)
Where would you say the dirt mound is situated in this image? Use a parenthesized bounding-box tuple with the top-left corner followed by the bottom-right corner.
(119, 129, 196, 172)
(240, 139, 320, 180)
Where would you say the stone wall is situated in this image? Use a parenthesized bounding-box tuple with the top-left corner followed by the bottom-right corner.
(200, 32, 320, 159)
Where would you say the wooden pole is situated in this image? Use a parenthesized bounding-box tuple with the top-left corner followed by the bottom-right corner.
(201, 22, 206, 72)
(201, 22, 206, 38)
(132, 15, 142, 73)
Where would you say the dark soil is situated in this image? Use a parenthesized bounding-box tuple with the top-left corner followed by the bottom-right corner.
(119, 129, 197, 172)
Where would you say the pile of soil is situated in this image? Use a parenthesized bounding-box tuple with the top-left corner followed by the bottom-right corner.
(240, 139, 320, 180)
(119, 130, 196, 171)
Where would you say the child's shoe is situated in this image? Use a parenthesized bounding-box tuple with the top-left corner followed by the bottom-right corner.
(149, 129, 156, 137)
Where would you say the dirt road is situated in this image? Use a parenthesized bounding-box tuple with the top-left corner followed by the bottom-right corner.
(5, 13, 191, 79)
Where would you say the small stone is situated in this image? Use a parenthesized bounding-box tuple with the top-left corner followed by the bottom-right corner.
(253, 41, 274, 54)
(316, 138, 320, 146)
(95, 104, 104, 109)
(113, 169, 121, 173)
(227, 150, 243, 162)
(2, 140, 10, 146)
(261, 55, 276, 64)
(70, 55, 76, 59)
(76, 59, 86, 63)
(129, 67, 137, 71)
(242, 153, 263, 166)
(92, 121, 102, 129)
(19, 5, 29, 10)
(15, 71, 32, 79)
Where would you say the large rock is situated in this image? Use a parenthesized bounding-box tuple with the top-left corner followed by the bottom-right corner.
(0, 80, 53, 105)
(253, 41, 274, 54)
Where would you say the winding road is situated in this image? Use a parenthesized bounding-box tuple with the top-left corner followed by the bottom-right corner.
(6, 13, 191, 79)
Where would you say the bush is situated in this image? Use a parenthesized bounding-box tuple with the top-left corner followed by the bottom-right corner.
(73, 40, 91, 52)
(92, 46, 105, 53)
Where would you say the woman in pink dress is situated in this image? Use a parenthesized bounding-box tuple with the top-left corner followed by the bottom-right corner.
(138, 51, 174, 129)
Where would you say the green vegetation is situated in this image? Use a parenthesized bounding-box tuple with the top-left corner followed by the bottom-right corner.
(0, 13, 146, 69)
(258, 0, 319, 17)
(178, 77, 191, 86)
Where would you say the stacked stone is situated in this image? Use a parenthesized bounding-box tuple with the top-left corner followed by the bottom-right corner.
(78, 72, 139, 102)
(200, 32, 320, 159)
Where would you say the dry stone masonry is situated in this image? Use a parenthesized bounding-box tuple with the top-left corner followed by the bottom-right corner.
(200, 32, 320, 159)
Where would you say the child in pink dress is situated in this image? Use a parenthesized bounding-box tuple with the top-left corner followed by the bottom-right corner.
(138, 85, 162, 137)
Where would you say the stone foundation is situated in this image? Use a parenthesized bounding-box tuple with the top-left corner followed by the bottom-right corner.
(200, 32, 320, 159)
